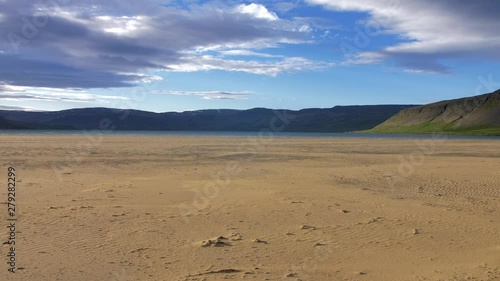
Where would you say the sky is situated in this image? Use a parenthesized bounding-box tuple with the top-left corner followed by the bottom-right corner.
(0, 0, 500, 112)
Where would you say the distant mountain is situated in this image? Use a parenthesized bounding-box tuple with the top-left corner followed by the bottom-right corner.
(0, 105, 415, 132)
(0, 116, 71, 130)
(0, 116, 34, 129)
(367, 89, 500, 135)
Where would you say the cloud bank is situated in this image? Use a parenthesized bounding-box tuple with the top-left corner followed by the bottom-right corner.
(0, 0, 320, 92)
(308, 0, 500, 73)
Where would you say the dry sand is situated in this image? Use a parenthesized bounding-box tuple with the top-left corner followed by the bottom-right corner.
(0, 135, 499, 281)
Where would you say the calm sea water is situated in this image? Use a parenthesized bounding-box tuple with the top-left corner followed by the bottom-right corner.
(0, 130, 499, 140)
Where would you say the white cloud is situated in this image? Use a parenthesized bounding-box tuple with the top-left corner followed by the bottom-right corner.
(97, 15, 149, 36)
(235, 3, 279, 21)
(342, 51, 384, 65)
(273, 2, 299, 13)
(0, 85, 129, 103)
(129, 74, 164, 83)
(189, 34, 312, 55)
(150, 90, 253, 100)
(218, 49, 284, 58)
(299, 25, 312, 33)
(0, 105, 43, 111)
(165, 55, 335, 76)
(307, 0, 500, 73)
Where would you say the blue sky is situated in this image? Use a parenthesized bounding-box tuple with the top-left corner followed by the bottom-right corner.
(1, 0, 499, 112)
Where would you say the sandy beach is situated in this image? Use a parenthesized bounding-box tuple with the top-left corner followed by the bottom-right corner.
(0, 135, 499, 281)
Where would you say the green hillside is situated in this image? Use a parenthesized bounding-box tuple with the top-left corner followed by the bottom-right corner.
(366, 89, 500, 136)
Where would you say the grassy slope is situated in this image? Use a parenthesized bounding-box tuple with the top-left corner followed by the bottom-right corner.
(365, 90, 500, 136)
(367, 121, 500, 136)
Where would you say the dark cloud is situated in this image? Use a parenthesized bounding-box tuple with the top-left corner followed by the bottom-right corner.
(0, 54, 138, 88)
(0, 0, 313, 90)
(393, 54, 453, 75)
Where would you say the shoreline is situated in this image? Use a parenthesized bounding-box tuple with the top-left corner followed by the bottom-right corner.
(1, 130, 500, 140)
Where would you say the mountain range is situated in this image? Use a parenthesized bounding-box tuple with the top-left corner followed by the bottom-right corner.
(0, 105, 414, 132)
(1, 89, 499, 135)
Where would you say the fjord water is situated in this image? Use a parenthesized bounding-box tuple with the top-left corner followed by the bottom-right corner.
(1, 130, 500, 140)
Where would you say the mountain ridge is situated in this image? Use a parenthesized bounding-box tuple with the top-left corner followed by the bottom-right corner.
(0, 105, 415, 132)
(367, 89, 500, 135)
